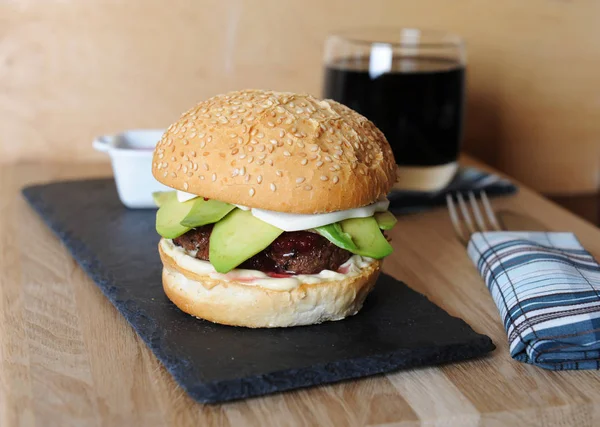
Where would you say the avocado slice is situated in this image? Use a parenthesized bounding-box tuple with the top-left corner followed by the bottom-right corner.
(210, 209, 283, 273)
(152, 191, 176, 208)
(340, 217, 393, 259)
(374, 211, 397, 230)
(315, 222, 358, 251)
(155, 194, 194, 239)
(180, 199, 235, 228)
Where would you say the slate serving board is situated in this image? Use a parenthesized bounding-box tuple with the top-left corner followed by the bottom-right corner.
(22, 179, 494, 404)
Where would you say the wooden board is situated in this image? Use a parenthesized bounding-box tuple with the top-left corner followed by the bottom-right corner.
(1, 158, 600, 426)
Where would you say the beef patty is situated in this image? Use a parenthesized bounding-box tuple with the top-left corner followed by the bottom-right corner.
(172, 225, 352, 275)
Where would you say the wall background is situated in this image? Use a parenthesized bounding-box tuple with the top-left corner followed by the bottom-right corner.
(2, 0, 599, 194)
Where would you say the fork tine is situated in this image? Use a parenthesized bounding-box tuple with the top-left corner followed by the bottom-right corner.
(480, 191, 502, 231)
(468, 191, 486, 231)
(446, 194, 466, 241)
(456, 193, 476, 234)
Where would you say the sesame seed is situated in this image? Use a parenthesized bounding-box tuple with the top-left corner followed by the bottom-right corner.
(257, 160, 265, 165)
(183, 182, 189, 190)
(295, 108, 303, 114)
(251, 129, 258, 136)
(297, 141, 305, 148)
(283, 151, 291, 157)
(193, 163, 198, 171)
(203, 163, 209, 171)
(240, 167, 246, 176)
(333, 176, 339, 184)
(316, 161, 324, 167)
(183, 155, 189, 161)
(270, 139, 278, 145)
(239, 154, 247, 159)
(296, 177, 305, 184)
(211, 173, 217, 181)
(258, 145, 266, 152)
(177, 164, 182, 171)
(189, 132, 197, 139)
(250, 139, 258, 145)
(236, 118, 243, 125)
(300, 159, 308, 165)
(320, 175, 328, 181)
(163, 171, 168, 177)
(183, 166, 188, 173)
(249, 188, 255, 197)
(257, 175, 263, 184)
(231, 114, 238, 119)
(268, 159, 273, 166)
(158, 153, 164, 159)
(310, 146, 319, 152)
(237, 137, 243, 144)
(190, 151, 196, 157)
(229, 143, 236, 149)
(285, 118, 293, 124)
(231, 149, 239, 155)
(245, 174, 250, 182)
(270, 183, 276, 191)
(171, 172, 177, 178)
(267, 121, 275, 127)
(230, 133, 237, 139)
(267, 146, 274, 153)
(304, 185, 312, 191)
(248, 156, 254, 163)
(279, 130, 285, 138)
(207, 136, 213, 143)
(291, 127, 297, 133)
(199, 175, 205, 180)
(325, 156, 332, 162)
(276, 170, 283, 177)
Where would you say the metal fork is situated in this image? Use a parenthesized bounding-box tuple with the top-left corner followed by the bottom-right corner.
(446, 191, 502, 245)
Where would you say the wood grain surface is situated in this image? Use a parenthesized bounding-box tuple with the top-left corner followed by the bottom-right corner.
(1, 157, 600, 427)
(2, 0, 600, 194)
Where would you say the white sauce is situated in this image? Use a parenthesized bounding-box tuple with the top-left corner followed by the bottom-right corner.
(161, 239, 373, 291)
(175, 191, 388, 231)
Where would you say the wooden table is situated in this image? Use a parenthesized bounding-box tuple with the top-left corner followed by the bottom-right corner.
(2, 159, 600, 427)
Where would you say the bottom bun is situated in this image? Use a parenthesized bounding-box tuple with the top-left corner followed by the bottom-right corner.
(159, 243, 382, 328)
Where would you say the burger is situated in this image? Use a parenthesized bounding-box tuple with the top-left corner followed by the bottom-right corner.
(152, 89, 397, 328)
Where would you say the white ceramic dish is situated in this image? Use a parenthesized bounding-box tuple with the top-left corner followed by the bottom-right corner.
(93, 129, 170, 208)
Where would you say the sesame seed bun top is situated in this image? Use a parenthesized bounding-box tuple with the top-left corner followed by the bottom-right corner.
(152, 89, 397, 214)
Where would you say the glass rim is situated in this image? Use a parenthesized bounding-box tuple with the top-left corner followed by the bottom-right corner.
(327, 27, 464, 49)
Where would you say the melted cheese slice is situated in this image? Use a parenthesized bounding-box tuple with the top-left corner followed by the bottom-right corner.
(175, 191, 389, 231)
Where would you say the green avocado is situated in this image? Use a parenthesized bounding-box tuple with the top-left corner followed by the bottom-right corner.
(374, 211, 397, 230)
(209, 209, 283, 273)
(340, 217, 393, 259)
(152, 191, 176, 208)
(315, 223, 358, 251)
(180, 199, 235, 228)
(155, 194, 194, 239)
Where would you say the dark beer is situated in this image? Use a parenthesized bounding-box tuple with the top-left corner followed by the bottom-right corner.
(323, 57, 465, 167)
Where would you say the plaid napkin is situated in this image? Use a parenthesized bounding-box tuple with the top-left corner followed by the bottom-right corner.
(468, 231, 600, 370)
(388, 167, 517, 215)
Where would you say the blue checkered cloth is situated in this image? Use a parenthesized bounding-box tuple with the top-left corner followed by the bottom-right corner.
(388, 167, 517, 215)
(468, 232, 600, 370)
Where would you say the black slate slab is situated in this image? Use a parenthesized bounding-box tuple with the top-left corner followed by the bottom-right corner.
(22, 179, 495, 403)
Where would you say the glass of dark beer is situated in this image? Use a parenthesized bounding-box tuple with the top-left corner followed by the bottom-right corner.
(323, 28, 466, 192)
